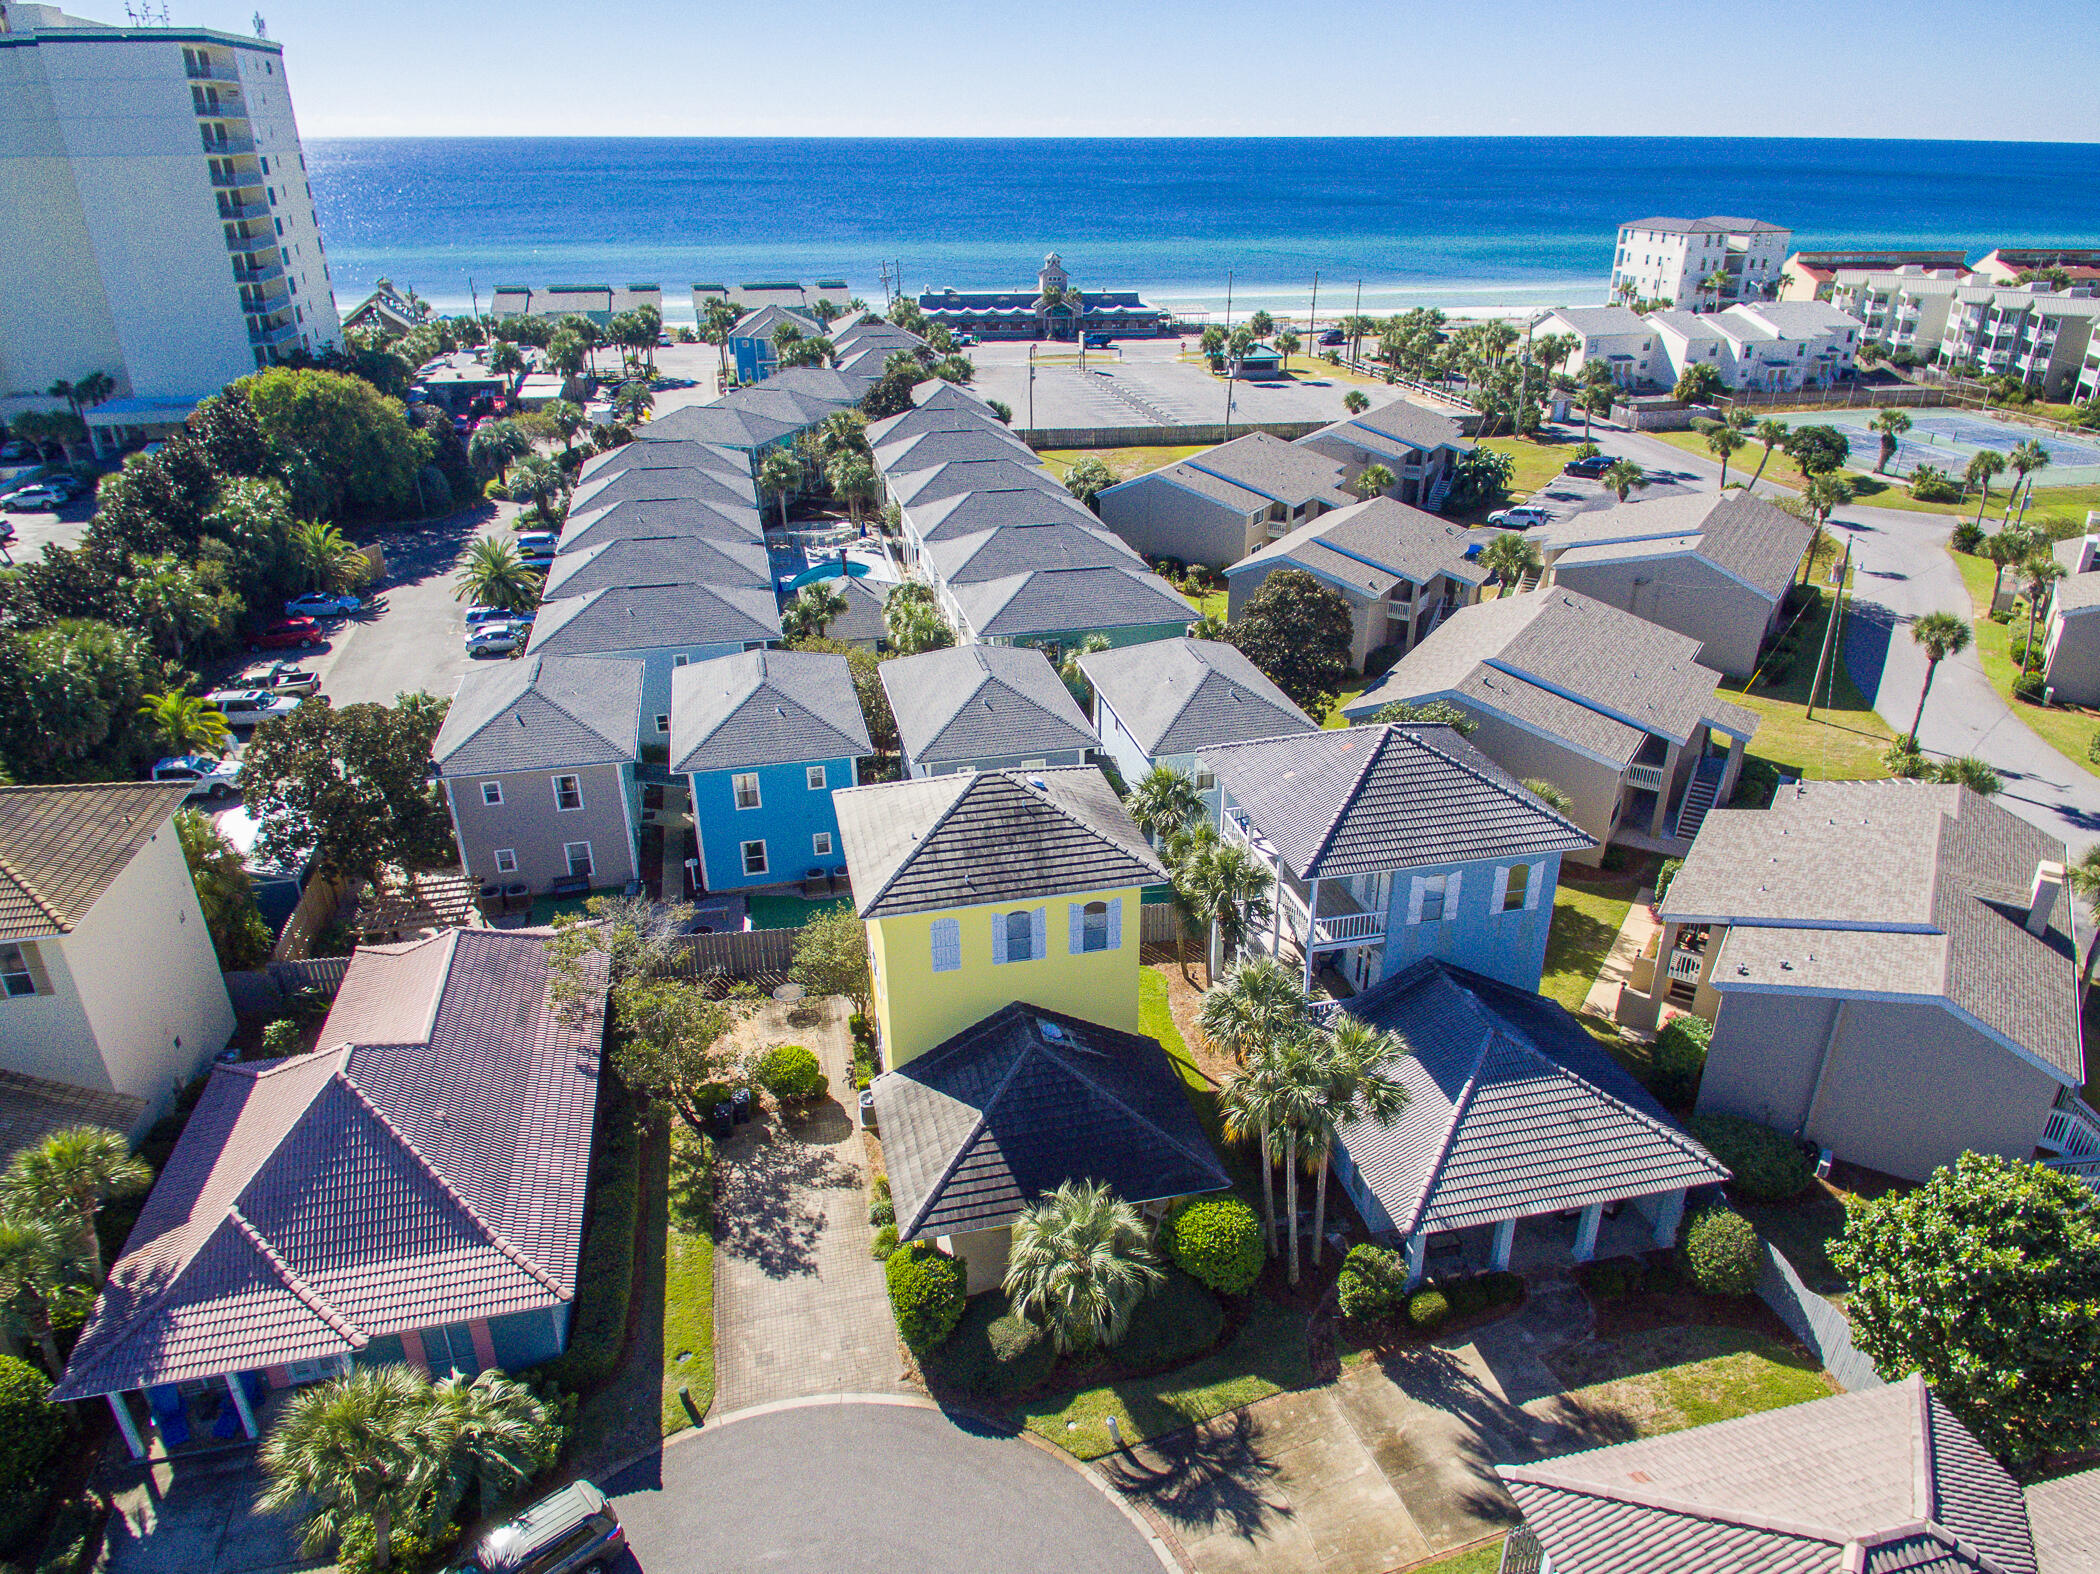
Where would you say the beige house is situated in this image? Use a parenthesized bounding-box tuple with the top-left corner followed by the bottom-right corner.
(0, 783, 234, 1126)
(1095, 432, 1356, 569)
(1534, 492, 1814, 678)
(1343, 590, 1758, 864)
(1642, 779, 2096, 1186)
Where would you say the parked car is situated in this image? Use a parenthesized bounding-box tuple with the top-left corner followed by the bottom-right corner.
(2, 483, 70, 511)
(0, 441, 32, 462)
(954, 332, 977, 346)
(1319, 328, 1346, 346)
(205, 688, 302, 726)
(466, 623, 526, 656)
(244, 662, 320, 696)
(442, 1481, 623, 1574)
(515, 532, 557, 561)
(1488, 505, 1552, 530)
(284, 591, 362, 618)
(245, 616, 321, 652)
(152, 754, 242, 800)
(1562, 454, 1617, 478)
(466, 604, 533, 626)
(1082, 332, 1112, 349)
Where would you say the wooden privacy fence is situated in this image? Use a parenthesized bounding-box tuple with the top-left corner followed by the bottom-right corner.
(272, 875, 349, 962)
(1755, 1240, 1883, 1392)
(655, 929, 801, 981)
(223, 955, 355, 1015)
(1140, 903, 1182, 947)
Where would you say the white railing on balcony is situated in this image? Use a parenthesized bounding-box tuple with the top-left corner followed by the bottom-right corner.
(1667, 948, 1704, 983)
(1626, 762, 1666, 792)
(2041, 1093, 2100, 1160)
(1311, 910, 1384, 947)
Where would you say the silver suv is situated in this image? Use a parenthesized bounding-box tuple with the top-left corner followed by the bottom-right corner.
(444, 1481, 624, 1574)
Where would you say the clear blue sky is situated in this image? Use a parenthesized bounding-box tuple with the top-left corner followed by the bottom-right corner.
(172, 0, 2100, 141)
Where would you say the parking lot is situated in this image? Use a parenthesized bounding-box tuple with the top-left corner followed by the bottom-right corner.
(0, 490, 91, 560)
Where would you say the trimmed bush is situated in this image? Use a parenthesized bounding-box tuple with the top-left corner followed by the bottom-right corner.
(483, 479, 508, 500)
(1687, 1112, 1813, 1202)
(260, 1018, 305, 1058)
(755, 1044, 826, 1103)
(1648, 1015, 1713, 1108)
(925, 1293, 1057, 1399)
(1479, 1270, 1526, 1307)
(1406, 1289, 1450, 1330)
(1336, 1243, 1410, 1324)
(2014, 670, 2047, 703)
(1679, 1206, 1761, 1296)
(1161, 1195, 1264, 1296)
(537, 1090, 642, 1388)
(1443, 1276, 1488, 1317)
(868, 1196, 895, 1228)
(885, 1241, 966, 1354)
(0, 1357, 64, 1488)
(1115, 1268, 1223, 1370)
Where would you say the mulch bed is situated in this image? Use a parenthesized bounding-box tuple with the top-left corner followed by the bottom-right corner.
(1581, 1252, 1801, 1349)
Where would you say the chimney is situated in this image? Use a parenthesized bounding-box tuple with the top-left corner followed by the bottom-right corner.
(2028, 860, 2066, 936)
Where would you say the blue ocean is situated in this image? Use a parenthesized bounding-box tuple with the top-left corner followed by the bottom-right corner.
(306, 137, 2100, 321)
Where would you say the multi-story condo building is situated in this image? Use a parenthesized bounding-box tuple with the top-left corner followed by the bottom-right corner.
(0, 2, 338, 447)
(1827, 267, 1970, 354)
(1532, 306, 1660, 387)
(1609, 216, 1791, 308)
(1647, 301, 1861, 392)
(1937, 283, 2100, 397)
(1971, 247, 2100, 286)
(1776, 249, 1969, 301)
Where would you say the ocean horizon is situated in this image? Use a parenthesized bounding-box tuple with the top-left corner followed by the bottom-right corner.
(307, 136, 2100, 322)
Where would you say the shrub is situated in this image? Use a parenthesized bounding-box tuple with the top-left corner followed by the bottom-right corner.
(483, 479, 508, 500)
(1945, 504, 1984, 538)
(1679, 1206, 1761, 1296)
(2013, 671, 2047, 703)
(0, 1357, 64, 1488)
(34, 1494, 108, 1574)
(927, 1293, 1057, 1399)
(1406, 1289, 1450, 1330)
(1648, 1015, 1713, 1108)
(755, 1044, 826, 1103)
(1115, 1268, 1223, 1370)
(1652, 857, 1683, 907)
(1688, 1112, 1814, 1202)
(2007, 634, 2031, 667)
(1480, 1270, 1526, 1307)
(868, 1196, 895, 1228)
(2089, 729, 2100, 767)
(1583, 1259, 1636, 1300)
(260, 1019, 305, 1058)
(537, 1089, 642, 1388)
(1443, 1276, 1488, 1317)
(1642, 1260, 1682, 1295)
(1336, 1243, 1410, 1324)
(885, 1242, 966, 1354)
(1572, 441, 1602, 460)
(1160, 1196, 1264, 1296)
(869, 1223, 898, 1262)
(336, 1513, 455, 1574)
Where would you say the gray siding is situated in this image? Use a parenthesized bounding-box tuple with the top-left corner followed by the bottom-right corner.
(445, 761, 638, 891)
(1296, 433, 1456, 510)
(2045, 608, 2100, 706)
(1547, 555, 1776, 678)
(1698, 989, 1835, 1133)
(1455, 707, 1625, 868)
(906, 746, 1089, 780)
(1098, 476, 1262, 568)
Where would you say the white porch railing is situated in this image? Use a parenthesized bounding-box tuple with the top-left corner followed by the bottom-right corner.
(1667, 949, 1704, 983)
(2041, 1092, 2100, 1160)
(1626, 762, 1666, 792)
(1312, 910, 1385, 946)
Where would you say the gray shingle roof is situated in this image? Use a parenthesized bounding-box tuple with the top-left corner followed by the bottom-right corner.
(1177, 431, 1350, 507)
(867, 403, 1014, 449)
(1447, 666, 1647, 767)
(1537, 305, 1652, 338)
(949, 564, 1198, 640)
(433, 654, 642, 776)
(729, 304, 820, 340)
(1540, 493, 1812, 601)
(2055, 572, 2100, 615)
(0, 782, 193, 940)
(1499, 1377, 2039, 1574)
(910, 486, 1101, 543)
(578, 440, 751, 488)
(924, 523, 1144, 586)
(528, 583, 781, 655)
(1078, 637, 1316, 759)
(54, 929, 607, 1399)
(541, 535, 770, 599)
(1227, 497, 1487, 596)
(875, 428, 1034, 472)
(835, 767, 1163, 919)
(670, 649, 871, 774)
(569, 465, 757, 517)
(633, 402, 800, 450)
(1661, 780, 2083, 1082)
(889, 459, 1069, 509)
(1200, 724, 1594, 880)
(760, 368, 874, 402)
(2024, 1469, 2100, 1574)
(722, 385, 854, 428)
(879, 644, 1098, 766)
(1340, 962, 1728, 1235)
(1304, 398, 1469, 455)
(874, 1002, 1229, 1240)
(558, 496, 764, 554)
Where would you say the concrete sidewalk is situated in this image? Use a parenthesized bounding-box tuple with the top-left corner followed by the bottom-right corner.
(1581, 886, 1658, 1028)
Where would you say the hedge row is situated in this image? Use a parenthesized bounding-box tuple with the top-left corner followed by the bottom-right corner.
(537, 1082, 645, 1389)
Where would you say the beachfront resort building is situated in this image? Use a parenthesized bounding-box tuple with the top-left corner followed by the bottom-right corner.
(0, 1, 340, 445)
(915, 253, 1169, 340)
(1609, 216, 1792, 307)
(1647, 301, 1862, 392)
(1935, 283, 2100, 398)
(1972, 247, 2100, 285)
(1827, 267, 1972, 356)
(1532, 306, 1660, 388)
(489, 283, 663, 325)
(1776, 248, 1970, 301)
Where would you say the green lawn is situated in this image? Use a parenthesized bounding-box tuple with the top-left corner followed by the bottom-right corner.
(1324, 680, 1368, 728)
(745, 892, 849, 930)
(1016, 1296, 1315, 1459)
(1717, 580, 1897, 802)
(1541, 879, 1635, 1014)
(659, 1124, 716, 1434)
(1551, 1326, 1834, 1439)
(1038, 446, 1206, 484)
(1951, 550, 2100, 775)
(1400, 1543, 1506, 1574)
(1480, 435, 1579, 502)
(1182, 585, 1227, 621)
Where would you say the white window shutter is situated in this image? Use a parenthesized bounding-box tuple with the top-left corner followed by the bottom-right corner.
(1069, 902, 1084, 955)
(992, 913, 1008, 965)
(930, 918, 960, 974)
(1107, 897, 1123, 951)
(1491, 866, 1510, 913)
(1445, 870, 1463, 920)
(1407, 877, 1425, 926)
(1031, 906, 1047, 960)
(1526, 862, 1545, 910)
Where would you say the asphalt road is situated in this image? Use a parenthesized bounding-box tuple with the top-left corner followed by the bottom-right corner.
(0, 494, 91, 560)
(602, 1402, 1168, 1574)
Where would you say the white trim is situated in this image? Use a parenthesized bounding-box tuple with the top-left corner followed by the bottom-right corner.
(806, 764, 828, 790)
(732, 772, 762, 809)
(480, 780, 503, 807)
(1524, 861, 1545, 910)
(563, 840, 594, 878)
(740, 839, 768, 876)
(552, 773, 584, 812)
(812, 831, 833, 857)
(1491, 866, 1510, 912)
(493, 848, 518, 874)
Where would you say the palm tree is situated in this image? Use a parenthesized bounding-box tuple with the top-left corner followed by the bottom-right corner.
(544, 399, 586, 460)
(2007, 438, 2051, 521)
(1602, 458, 1645, 501)
(505, 453, 565, 525)
(467, 419, 528, 483)
(700, 298, 741, 384)
(1478, 531, 1541, 598)
(2019, 552, 2065, 673)
(1, 1126, 150, 1286)
(1931, 755, 2002, 796)
(1219, 1038, 1304, 1258)
(1126, 765, 1204, 846)
(0, 1215, 77, 1373)
(1800, 473, 1853, 584)
(1869, 409, 1912, 474)
(1353, 463, 1395, 500)
(138, 691, 231, 755)
(611, 379, 654, 423)
(2068, 846, 2100, 992)
(1002, 1180, 1163, 1354)
(1982, 524, 2036, 608)
(454, 536, 541, 612)
(292, 519, 361, 593)
(1198, 956, 1310, 1064)
(827, 454, 878, 524)
(758, 450, 802, 531)
(1906, 610, 1973, 749)
(1748, 419, 1790, 488)
(885, 599, 953, 656)
(1700, 267, 1734, 309)
(1176, 840, 1274, 983)
(1186, 613, 1228, 641)
(1521, 777, 1573, 815)
(1267, 1048, 1327, 1285)
(484, 339, 525, 380)
(257, 1366, 431, 1570)
(1966, 449, 2007, 528)
(1305, 1017, 1411, 1267)
(1706, 425, 1745, 488)
(420, 1371, 550, 1530)
(1342, 389, 1370, 414)
(780, 580, 849, 642)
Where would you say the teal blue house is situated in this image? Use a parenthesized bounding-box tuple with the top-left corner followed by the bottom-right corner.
(728, 305, 822, 385)
(1198, 724, 1596, 994)
(672, 650, 872, 892)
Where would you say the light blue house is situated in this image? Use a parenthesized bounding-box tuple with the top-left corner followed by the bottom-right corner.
(529, 584, 782, 733)
(1199, 724, 1596, 995)
(728, 305, 823, 384)
(671, 650, 872, 893)
(1077, 638, 1316, 826)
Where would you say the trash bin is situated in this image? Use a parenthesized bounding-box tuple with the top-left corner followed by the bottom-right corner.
(731, 1087, 753, 1125)
(859, 1090, 878, 1132)
(710, 1100, 735, 1140)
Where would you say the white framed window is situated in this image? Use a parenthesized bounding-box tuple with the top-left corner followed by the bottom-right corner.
(1069, 898, 1118, 954)
(1408, 871, 1462, 925)
(812, 832, 833, 858)
(741, 840, 768, 876)
(493, 849, 518, 874)
(1500, 864, 1531, 912)
(553, 774, 583, 812)
(655, 714, 670, 735)
(733, 773, 761, 809)
(930, 917, 961, 972)
(1194, 768, 1216, 792)
(480, 781, 503, 807)
(993, 907, 1046, 963)
(0, 945, 37, 999)
(564, 842, 593, 878)
(806, 765, 827, 791)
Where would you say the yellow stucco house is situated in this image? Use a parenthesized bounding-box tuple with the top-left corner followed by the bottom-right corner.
(833, 767, 1165, 1066)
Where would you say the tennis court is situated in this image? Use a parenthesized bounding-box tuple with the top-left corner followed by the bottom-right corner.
(1824, 409, 2100, 486)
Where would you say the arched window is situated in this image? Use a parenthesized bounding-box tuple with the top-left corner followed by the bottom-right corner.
(1503, 865, 1531, 912)
(1006, 909, 1033, 959)
(1081, 901, 1109, 953)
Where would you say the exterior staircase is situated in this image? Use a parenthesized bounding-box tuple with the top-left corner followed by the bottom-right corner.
(2041, 1089, 2100, 1191)
(1516, 565, 1543, 593)
(1425, 469, 1455, 512)
(1673, 758, 1726, 842)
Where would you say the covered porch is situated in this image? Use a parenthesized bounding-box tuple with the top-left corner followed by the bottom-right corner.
(1615, 724, 1747, 850)
(1396, 1188, 1690, 1289)
(1224, 807, 1387, 991)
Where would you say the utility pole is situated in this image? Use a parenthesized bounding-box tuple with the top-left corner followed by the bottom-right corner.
(1352, 278, 1363, 367)
(1026, 343, 1035, 436)
(468, 277, 479, 323)
(1307, 271, 1319, 361)
(1806, 535, 1852, 722)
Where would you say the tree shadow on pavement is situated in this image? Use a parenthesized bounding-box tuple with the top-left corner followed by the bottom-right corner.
(1096, 1409, 1290, 1542)
(711, 1119, 860, 1279)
